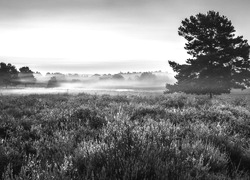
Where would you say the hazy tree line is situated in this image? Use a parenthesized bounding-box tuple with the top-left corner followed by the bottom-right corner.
(0, 62, 36, 88)
(99, 72, 157, 81)
(0, 62, 59, 88)
(0, 62, 166, 89)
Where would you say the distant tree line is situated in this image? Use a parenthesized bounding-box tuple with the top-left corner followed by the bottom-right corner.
(139, 72, 157, 81)
(98, 72, 157, 81)
(0, 62, 162, 89)
(0, 62, 36, 88)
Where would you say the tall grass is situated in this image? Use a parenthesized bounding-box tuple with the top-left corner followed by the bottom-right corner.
(0, 93, 249, 179)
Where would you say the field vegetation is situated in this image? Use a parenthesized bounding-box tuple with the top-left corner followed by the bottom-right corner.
(0, 92, 250, 179)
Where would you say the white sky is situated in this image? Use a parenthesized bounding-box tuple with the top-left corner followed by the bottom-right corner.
(0, 0, 249, 74)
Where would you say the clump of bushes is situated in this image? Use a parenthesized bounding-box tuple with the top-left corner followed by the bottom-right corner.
(130, 105, 166, 122)
(70, 107, 106, 129)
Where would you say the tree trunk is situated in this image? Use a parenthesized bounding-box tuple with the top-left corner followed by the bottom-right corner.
(209, 92, 213, 99)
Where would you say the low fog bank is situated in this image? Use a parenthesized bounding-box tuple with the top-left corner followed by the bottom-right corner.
(0, 71, 176, 95)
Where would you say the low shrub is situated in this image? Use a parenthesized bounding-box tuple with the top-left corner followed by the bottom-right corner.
(161, 94, 187, 108)
(70, 107, 106, 129)
(130, 106, 166, 122)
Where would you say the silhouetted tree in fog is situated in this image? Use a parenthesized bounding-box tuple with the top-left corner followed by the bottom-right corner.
(19, 67, 36, 87)
(47, 76, 59, 88)
(0, 62, 19, 88)
(166, 11, 250, 98)
(99, 74, 112, 81)
(139, 72, 157, 81)
(112, 74, 125, 80)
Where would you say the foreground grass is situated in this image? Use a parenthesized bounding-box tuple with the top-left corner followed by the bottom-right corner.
(0, 93, 250, 179)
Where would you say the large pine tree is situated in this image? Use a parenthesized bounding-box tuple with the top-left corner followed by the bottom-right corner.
(166, 11, 250, 98)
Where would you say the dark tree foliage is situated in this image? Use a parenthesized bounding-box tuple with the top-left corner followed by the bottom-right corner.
(166, 11, 250, 97)
(19, 67, 36, 87)
(0, 62, 19, 88)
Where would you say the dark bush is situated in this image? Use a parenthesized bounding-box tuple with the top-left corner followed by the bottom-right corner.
(231, 97, 248, 107)
(6, 108, 23, 119)
(71, 107, 106, 129)
(203, 135, 250, 174)
(7, 151, 23, 177)
(161, 95, 187, 108)
(0, 147, 8, 180)
(130, 106, 166, 122)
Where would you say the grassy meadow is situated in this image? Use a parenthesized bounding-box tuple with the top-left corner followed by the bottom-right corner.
(0, 92, 250, 179)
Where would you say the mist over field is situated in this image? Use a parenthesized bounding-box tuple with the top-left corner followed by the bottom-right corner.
(0, 71, 176, 95)
(1, 0, 250, 178)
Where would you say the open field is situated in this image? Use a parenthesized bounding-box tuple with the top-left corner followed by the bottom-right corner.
(0, 87, 165, 96)
(0, 86, 249, 96)
(0, 92, 250, 179)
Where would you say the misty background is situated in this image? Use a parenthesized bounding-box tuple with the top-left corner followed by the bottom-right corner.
(0, 68, 176, 95)
(0, 0, 250, 74)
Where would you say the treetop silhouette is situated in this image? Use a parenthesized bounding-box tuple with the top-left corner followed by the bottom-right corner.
(19, 66, 36, 87)
(166, 11, 250, 97)
(0, 62, 19, 87)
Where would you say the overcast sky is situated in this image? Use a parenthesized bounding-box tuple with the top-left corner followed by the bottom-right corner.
(0, 0, 249, 74)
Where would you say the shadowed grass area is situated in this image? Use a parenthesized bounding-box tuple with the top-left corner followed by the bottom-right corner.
(0, 93, 250, 179)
